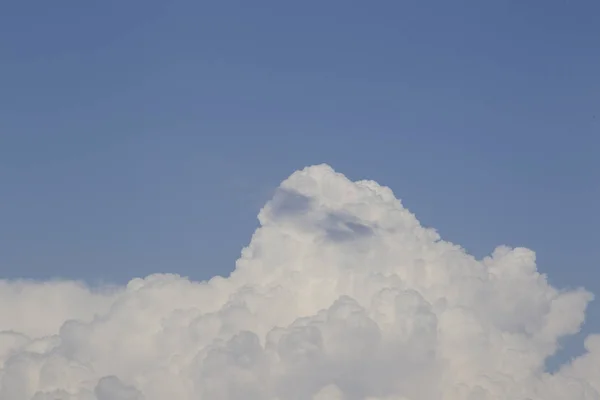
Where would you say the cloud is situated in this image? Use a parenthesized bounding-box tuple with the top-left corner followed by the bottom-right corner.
(0, 164, 598, 400)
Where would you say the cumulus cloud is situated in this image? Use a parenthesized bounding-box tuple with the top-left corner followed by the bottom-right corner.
(1, 164, 598, 400)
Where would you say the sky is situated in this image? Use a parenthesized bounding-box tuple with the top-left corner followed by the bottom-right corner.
(1, 0, 599, 389)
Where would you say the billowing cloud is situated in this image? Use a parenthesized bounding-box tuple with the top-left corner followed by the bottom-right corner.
(1, 164, 598, 399)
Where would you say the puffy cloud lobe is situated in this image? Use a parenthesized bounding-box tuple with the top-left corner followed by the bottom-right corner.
(0, 164, 598, 400)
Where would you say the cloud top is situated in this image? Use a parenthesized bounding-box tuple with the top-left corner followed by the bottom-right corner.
(1, 164, 598, 399)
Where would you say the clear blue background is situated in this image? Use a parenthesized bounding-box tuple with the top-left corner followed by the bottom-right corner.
(1, 1, 598, 368)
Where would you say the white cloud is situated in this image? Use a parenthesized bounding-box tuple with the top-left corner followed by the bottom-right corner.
(0, 164, 598, 399)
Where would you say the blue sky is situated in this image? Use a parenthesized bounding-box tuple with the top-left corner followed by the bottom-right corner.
(1, 1, 598, 366)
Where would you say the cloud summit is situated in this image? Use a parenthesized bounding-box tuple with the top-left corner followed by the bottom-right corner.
(1, 164, 598, 400)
